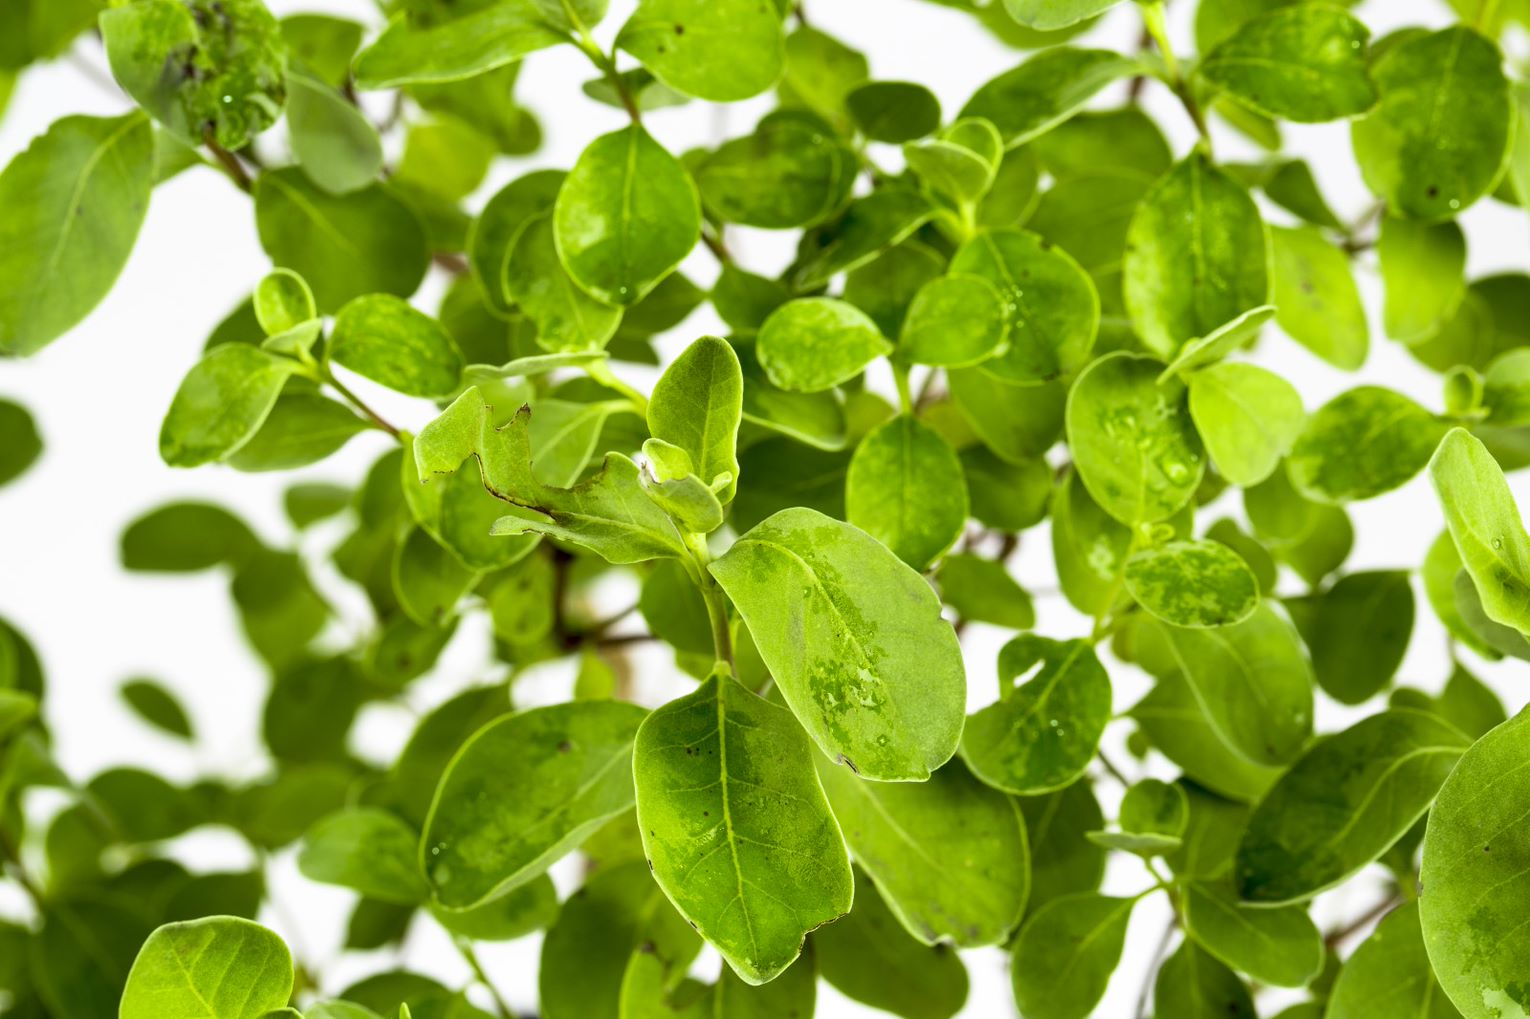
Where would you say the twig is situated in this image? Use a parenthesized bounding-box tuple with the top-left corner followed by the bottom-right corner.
(434, 251, 471, 276)
(1135, 918, 1177, 1019)
(1325, 895, 1399, 949)
(1097, 750, 1131, 787)
(700, 227, 733, 265)
(323, 370, 402, 438)
(455, 938, 514, 1019)
(203, 127, 254, 193)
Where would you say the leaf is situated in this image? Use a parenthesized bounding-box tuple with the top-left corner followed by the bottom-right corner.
(1158, 602, 1314, 768)
(1377, 215, 1467, 343)
(959, 635, 1110, 796)
(254, 169, 429, 312)
(617, 0, 784, 102)
(1000, 0, 1122, 31)
(0, 113, 153, 356)
(430, 874, 558, 942)
(1128, 670, 1281, 804)
(1010, 893, 1135, 1019)
(695, 111, 856, 229)
(1429, 428, 1530, 636)
(353, 4, 564, 89)
(903, 118, 1003, 207)
(286, 69, 384, 195)
(1158, 305, 1276, 381)
(330, 295, 464, 398)
(633, 670, 852, 983)
(299, 808, 429, 905)
(159, 345, 297, 467)
(960, 48, 1140, 148)
(847, 81, 941, 143)
(1181, 882, 1323, 987)
(1328, 902, 1458, 1019)
(757, 297, 891, 393)
(814, 870, 968, 1019)
(1019, 781, 1107, 916)
(791, 188, 934, 291)
(1152, 941, 1257, 1019)
(1420, 708, 1530, 1019)
(120, 678, 193, 740)
(555, 125, 700, 306)
(505, 210, 623, 352)
(1188, 362, 1305, 487)
(948, 228, 1098, 382)
(1065, 352, 1205, 525)
(422, 700, 649, 909)
(226, 390, 368, 472)
(1288, 387, 1447, 504)
(1123, 152, 1271, 359)
(1301, 570, 1415, 704)
(1124, 539, 1259, 629)
(949, 370, 1065, 464)
(1197, 5, 1375, 123)
(1236, 708, 1470, 904)
(120, 916, 293, 1019)
(0, 398, 41, 487)
(709, 508, 966, 781)
(1351, 26, 1514, 220)
(845, 417, 968, 571)
(648, 336, 743, 504)
(935, 554, 1034, 630)
(817, 757, 1029, 947)
(1270, 224, 1368, 370)
(1087, 778, 1187, 855)
(414, 391, 688, 565)
(898, 273, 1009, 369)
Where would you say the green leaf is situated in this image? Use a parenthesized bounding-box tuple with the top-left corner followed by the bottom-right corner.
(960, 635, 1110, 796)
(1087, 778, 1187, 855)
(1019, 781, 1107, 915)
(1197, 5, 1375, 123)
(469, 168, 564, 314)
(299, 808, 429, 905)
(1164, 781, 1251, 882)
(555, 125, 700, 306)
(847, 81, 941, 142)
(1157, 305, 1276, 381)
(1429, 428, 1530, 636)
(845, 417, 968, 571)
(1377, 215, 1467, 343)
(422, 700, 649, 909)
(159, 344, 297, 467)
(935, 554, 1034, 630)
(709, 507, 966, 781)
(897, 273, 1009, 369)
(617, 0, 785, 102)
(120, 678, 194, 740)
(1420, 708, 1530, 1019)
(392, 524, 479, 626)
(506, 210, 623, 352)
(949, 370, 1065, 464)
(757, 297, 891, 393)
(415, 391, 687, 564)
(1128, 670, 1281, 804)
(253, 270, 315, 337)
(1152, 941, 1257, 1019)
(1000, 0, 1121, 31)
(816, 758, 1029, 947)
(948, 228, 1098, 382)
(120, 916, 293, 1019)
(286, 69, 384, 195)
(330, 295, 464, 398)
(1066, 352, 1205, 525)
(633, 670, 852, 983)
(791, 188, 934, 291)
(0, 398, 42, 487)
(353, 4, 564, 89)
(280, 13, 363, 86)
(1328, 902, 1457, 1019)
(1270, 224, 1368, 370)
(1352, 26, 1514, 220)
(1289, 387, 1447, 503)
(1236, 708, 1470, 904)
(695, 111, 855, 229)
(960, 48, 1140, 148)
(1123, 152, 1271, 359)
(100, 0, 287, 150)
(1010, 893, 1135, 1019)
(1181, 881, 1323, 987)
(647, 336, 743, 503)
(1300, 570, 1414, 704)
(814, 869, 969, 1019)
(0, 113, 153, 356)
(903, 118, 1003, 207)
(121, 502, 257, 572)
(226, 390, 368, 472)
(430, 874, 558, 942)
(1157, 602, 1314, 768)
(254, 169, 429, 312)
(1124, 539, 1259, 629)
(1187, 362, 1305, 487)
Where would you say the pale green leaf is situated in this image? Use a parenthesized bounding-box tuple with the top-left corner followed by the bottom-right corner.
(120, 917, 293, 1019)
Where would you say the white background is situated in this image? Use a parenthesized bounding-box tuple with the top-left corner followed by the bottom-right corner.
(0, 0, 1527, 1015)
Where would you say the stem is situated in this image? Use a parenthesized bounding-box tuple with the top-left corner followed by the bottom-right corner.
(892, 360, 915, 415)
(1091, 528, 1140, 642)
(1476, 0, 1503, 30)
(1135, 917, 1178, 1019)
(563, 5, 643, 126)
(585, 360, 649, 414)
(455, 938, 514, 1019)
(322, 368, 402, 439)
(1140, 2, 1213, 151)
(1325, 894, 1399, 949)
(0, 824, 45, 910)
(684, 533, 735, 671)
(203, 127, 253, 193)
(700, 226, 734, 265)
(1097, 749, 1131, 786)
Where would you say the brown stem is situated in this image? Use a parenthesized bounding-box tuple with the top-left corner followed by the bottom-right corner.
(323, 370, 402, 439)
(433, 251, 471, 276)
(203, 127, 253, 193)
(700, 227, 733, 265)
(1325, 895, 1399, 949)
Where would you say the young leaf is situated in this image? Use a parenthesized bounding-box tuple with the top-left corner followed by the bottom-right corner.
(1327, 902, 1455, 1019)
(709, 507, 966, 782)
(554, 125, 701, 306)
(847, 81, 941, 143)
(422, 700, 649, 909)
(1420, 708, 1530, 1019)
(1087, 778, 1188, 855)
(120, 916, 293, 1019)
(1066, 352, 1205, 525)
(845, 416, 968, 571)
(299, 808, 429, 905)
(757, 297, 892, 393)
(617, 0, 785, 102)
(960, 635, 1110, 796)
(1236, 709, 1470, 904)
(0, 113, 154, 356)
(1429, 428, 1530, 636)
(960, 48, 1140, 148)
(286, 69, 384, 195)
(1158, 305, 1277, 381)
(1010, 893, 1135, 1019)
(817, 757, 1029, 947)
(1351, 26, 1513, 220)
(330, 295, 464, 398)
(1270, 224, 1368, 370)
(120, 678, 194, 741)
(159, 345, 297, 467)
(1181, 882, 1323, 987)
(1288, 387, 1447, 504)
(1153, 941, 1257, 1019)
(1188, 362, 1305, 487)
(1197, 6, 1376, 123)
(648, 336, 743, 503)
(633, 670, 853, 984)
